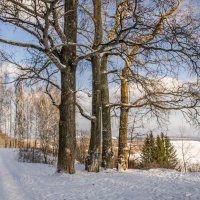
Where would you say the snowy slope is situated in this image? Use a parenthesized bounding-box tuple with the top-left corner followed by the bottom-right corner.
(0, 149, 200, 200)
(172, 140, 200, 164)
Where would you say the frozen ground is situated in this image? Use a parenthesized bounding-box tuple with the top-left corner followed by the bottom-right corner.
(0, 149, 200, 200)
(172, 140, 200, 165)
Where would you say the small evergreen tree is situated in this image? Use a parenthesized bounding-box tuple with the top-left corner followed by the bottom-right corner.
(141, 134, 151, 166)
(164, 135, 177, 168)
(141, 132, 156, 167)
(155, 133, 166, 167)
(141, 132, 177, 169)
(149, 132, 156, 163)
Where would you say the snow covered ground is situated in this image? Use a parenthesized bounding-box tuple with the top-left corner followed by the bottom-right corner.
(0, 149, 200, 200)
(172, 140, 200, 165)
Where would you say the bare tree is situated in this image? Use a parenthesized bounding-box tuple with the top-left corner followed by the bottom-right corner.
(82, 0, 114, 171)
(0, 0, 78, 173)
(34, 91, 59, 164)
(0, 74, 6, 133)
(108, 0, 200, 170)
(85, 0, 103, 172)
(101, 54, 114, 169)
(15, 82, 25, 148)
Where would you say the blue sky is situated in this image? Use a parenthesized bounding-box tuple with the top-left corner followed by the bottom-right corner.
(0, 1, 200, 138)
(0, 23, 31, 61)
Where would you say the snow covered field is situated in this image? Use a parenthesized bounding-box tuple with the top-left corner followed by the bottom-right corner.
(172, 140, 200, 165)
(0, 149, 200, 200)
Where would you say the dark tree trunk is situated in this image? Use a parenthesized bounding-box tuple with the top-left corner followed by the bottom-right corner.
(101, 55, 114, 169)
(57, 0, 77, 174)
(86, 55, 102, 172)
(86, 0, 102, 172)
(57, 69, 76, 174)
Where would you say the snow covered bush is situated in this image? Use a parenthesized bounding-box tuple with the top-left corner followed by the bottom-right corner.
(18, 148, 56, 164)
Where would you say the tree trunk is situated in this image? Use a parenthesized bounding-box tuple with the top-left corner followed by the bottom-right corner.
(118, 46, 139, 171)
(101, 55, 114, 169)
(118, 66, 129, 171)
(86, 55, 102, 172)
(86, 0, 102, 172)
(57, 68, 76, 174)
(15, 82, 24, 149)
(57, 0, 77, 174)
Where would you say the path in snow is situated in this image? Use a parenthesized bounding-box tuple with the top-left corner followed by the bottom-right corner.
(0, 149, 200, 200)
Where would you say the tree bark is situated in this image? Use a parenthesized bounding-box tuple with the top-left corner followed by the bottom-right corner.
(86, 55, 102, 172)
(86, 0, 102, 172)
(101, 55, 114, 169)
(15, 82, 24, 149)
(57, 69, 76, 174)
(118, 66, 129, 171)
(57, 0, 77, 174)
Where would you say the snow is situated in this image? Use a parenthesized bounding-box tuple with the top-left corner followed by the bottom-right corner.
(129, 153, 141, 161)
(1, 149, 200, 200)
(171, 140, 200, 165)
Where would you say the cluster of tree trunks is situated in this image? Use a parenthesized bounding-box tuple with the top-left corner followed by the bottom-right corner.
(86, 0, 113, 172)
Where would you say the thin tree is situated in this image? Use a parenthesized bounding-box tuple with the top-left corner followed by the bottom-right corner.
(15, 82, 24, 148)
